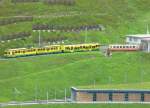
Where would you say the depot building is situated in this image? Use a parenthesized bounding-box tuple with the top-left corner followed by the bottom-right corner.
(126, 34, 150, 45)
(141, 38, 150, 53)
(71, 87, 150, 102)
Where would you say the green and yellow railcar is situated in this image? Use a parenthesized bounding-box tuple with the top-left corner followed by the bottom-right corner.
(62, 43, 100, 53)
(36, 45, 62, 55)
(4, 43, 100, 58)
(4, 48, 37, 58)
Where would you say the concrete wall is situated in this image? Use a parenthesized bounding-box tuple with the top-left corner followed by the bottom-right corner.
(97, 93, 109, 101)
(112, 93, 125, 101)
(72, 90, 150, 102)
(144, 94, 150, 102)
(128, 93, 141, 102)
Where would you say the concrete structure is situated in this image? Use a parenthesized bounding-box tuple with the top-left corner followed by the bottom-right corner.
(126, 34, 150, 44)
(141, 38, 150, 53)
(71, 87, 150, 102)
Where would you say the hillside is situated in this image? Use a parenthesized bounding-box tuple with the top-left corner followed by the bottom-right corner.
(0, 0, 150, 55)
(0, 52, 150, 102)
(0, 0, 150, 108)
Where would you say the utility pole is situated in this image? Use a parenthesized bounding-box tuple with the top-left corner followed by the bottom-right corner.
(140, 71, 144, 83)
(46, 91, 49, 104)
(55, 90, 57, 100)
(85, 27, 88, 43)
(109, 76, 112, 84)
(93, 80, 96, 88)
(38, 30, 41, 47)
(124, 72, 128, 83)
(64, 88, 67, 102)
(35, 85, 38, 102)
(147, 24, 149, 34)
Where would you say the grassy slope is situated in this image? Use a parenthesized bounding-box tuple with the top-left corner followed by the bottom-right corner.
(3, 104, 150, 108)
(79, 82, 150, 90)
(0, 0, 150, 55)
(0, 52, 150, 102)
(0, 1, 150, 108)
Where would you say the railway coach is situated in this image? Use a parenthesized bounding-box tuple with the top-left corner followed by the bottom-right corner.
(108, 44, 141, 52)
(4, 43, 100, 58)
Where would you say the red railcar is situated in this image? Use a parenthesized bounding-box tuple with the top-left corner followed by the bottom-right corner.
(108, 44, 141, 51)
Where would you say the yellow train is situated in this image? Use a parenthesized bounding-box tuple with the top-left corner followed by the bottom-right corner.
(4, 43, 100, 58)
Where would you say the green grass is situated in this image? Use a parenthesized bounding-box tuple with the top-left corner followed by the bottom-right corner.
(0, 52, 150, 102)
(0, 1, 150, 108)
(0, 0, 150, 55)
(3, 104, 150, 108)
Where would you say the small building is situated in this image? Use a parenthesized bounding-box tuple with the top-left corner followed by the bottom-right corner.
(141, 38, 150, 53)
(71, 87, 150, 102)
(126, 34, 150, 45)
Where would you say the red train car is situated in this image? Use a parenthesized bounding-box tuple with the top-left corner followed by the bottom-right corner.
(108, 44, 141, 51)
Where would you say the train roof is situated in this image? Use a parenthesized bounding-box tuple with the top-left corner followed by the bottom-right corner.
(44, 45, 61, 47)
(109, 44, 138, 46)
(6, 48, 27, 51)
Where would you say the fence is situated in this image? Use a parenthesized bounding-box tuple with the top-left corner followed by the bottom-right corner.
(0, 16, 33, 26)
(0, 31, 31, 42)
(32, 24, 104, 32)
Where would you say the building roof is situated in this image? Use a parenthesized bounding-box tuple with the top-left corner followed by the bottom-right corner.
(126, 34, 150, 38)
(71, 87, 150, 93)
(74, 82, 150, 91)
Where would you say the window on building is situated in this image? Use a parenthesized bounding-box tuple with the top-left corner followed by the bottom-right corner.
(134, 38, 138, 42)
(93, 93, 97, 101)
(125, 93, 128, 101)
(141, 93, 144, 102)
(109, 93, 113, 101)
(129, 38, 132, 41)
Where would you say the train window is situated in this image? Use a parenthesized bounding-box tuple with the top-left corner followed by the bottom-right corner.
(96, 45, 100, 47)
(133, 46, 136, 48)
(123, 46, 126, 48)
(65, 47, 69, 50)
(120, 46, 122, 48)
(117, 46, 119, 48)
(126, 46, 129, 48)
